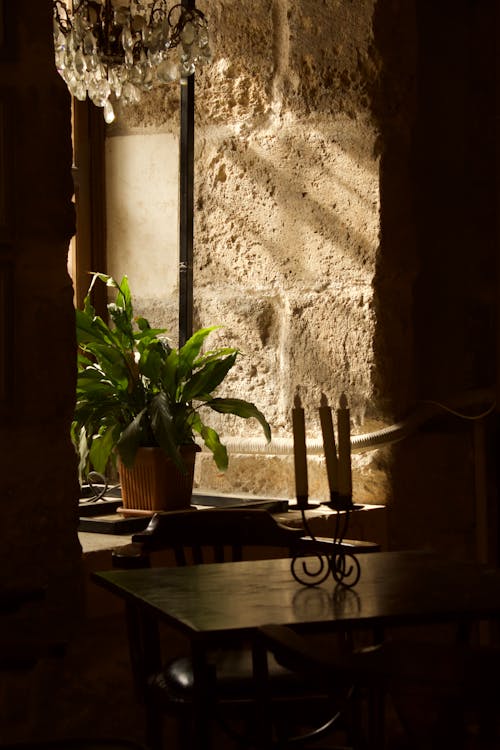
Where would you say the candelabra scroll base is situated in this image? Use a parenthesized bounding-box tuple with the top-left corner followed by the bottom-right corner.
(329, 549, 361, 587)
(291, 553, 331, 587)
(291, 502, 361, 589)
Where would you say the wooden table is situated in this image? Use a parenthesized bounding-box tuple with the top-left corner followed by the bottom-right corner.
(92, 551, 500, 747)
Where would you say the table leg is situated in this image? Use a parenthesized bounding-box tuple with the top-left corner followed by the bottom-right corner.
(252, 636, 273, 749)
(136, 609, 163, 750)
(125, 603, 161, 699)
(191, 640, 213, 750)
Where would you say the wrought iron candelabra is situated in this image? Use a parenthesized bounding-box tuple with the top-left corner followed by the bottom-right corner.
(291, 495, 361, 589)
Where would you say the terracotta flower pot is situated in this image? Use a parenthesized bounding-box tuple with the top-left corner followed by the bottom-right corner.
(119, 444, 200, 515)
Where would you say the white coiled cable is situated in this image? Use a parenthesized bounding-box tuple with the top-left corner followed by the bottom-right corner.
(197, 388, 496, 456)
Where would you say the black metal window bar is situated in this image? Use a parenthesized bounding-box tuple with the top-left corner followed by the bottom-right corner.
(179, 0, 194, 346)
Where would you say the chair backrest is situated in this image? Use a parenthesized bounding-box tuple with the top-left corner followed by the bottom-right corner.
(128, 508, 305, 566)
(111, 508, 381, 570)
(109, 509, 319, 708)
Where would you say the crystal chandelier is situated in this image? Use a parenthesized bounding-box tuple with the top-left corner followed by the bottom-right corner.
(53, 0, 211, 124)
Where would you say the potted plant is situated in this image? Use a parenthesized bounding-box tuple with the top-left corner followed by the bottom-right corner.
(72, 273, 271, 513)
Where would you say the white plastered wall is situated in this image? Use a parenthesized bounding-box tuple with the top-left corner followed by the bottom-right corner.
(105, 132, 180, 331)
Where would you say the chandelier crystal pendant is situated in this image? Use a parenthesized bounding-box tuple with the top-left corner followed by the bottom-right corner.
(53, 0, 211, 123)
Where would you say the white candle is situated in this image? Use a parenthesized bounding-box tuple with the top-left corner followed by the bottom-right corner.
(292, 393, 308, 504)
(337, 393, 352, 498)
(319, 393, 338, 494)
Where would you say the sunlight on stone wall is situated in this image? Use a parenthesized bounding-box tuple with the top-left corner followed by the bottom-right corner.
(192, 0, 382, 500)
(106, 0, 387, 502)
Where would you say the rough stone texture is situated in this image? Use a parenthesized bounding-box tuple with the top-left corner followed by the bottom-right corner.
(380, 0, 499, 560)
(3, 1, 499, 745)
(412, 1, 497, 398)
(194, 446, 390, 506)
(2, 0, 82, 585)
(191, 0, 383, 495)
(1, 4, 83, 734)
(106, 0, 388, 504)
(109, 0, 497, 558)
(388, 428, 477, 558)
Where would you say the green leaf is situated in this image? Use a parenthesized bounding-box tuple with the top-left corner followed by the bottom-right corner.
(71, 425, 90, 483)
(75, 308, 103, 345)
(108, 303, 134, 343)
(83, 284, 96, 317)
(160, 348, 180, 399)
(191, 414, 228, 470)
(74, 276, 272, 482)
(178, 327, 219, 380)
(88, 271, 113, 291)
(76, 310, 118, 350)
(193, 347, 238, 368)
(115, 276, 133, 321)
(139, 347, 163, 383)
(116, 408, 148, 467)
(88, 425, 119, 474)
(181, 353, 237, 402)
(77, 355, 130, 394)
(77, 351, 94, 369)
(149, 392, 186, 472)
(135, 326, 168, 341)
(205, 398, 272, 442)
(76, 376, 116, 395)
(134, 317, 168, 339)
(83, 274, 135, 348)
(76, 364, 107, 380)
(88, 272, 127, 301)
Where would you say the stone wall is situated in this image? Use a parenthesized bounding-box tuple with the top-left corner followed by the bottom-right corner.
(385, 0, 499, 557)
(2, 0, 498, 744)
(105, 0, 498, 555)
(108, 0, 394, 505)
(1, 3, 83, 727)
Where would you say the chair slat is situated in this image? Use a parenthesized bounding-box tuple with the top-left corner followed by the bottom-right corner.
(232, 543, 243, 562)
(213, 543, 225, 563)
(173, 545, 187, 566)
(192, 544, 204, 565)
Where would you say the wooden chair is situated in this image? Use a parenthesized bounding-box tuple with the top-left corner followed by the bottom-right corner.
(255, 623, 500, 749)
(112, 507, 380, 750)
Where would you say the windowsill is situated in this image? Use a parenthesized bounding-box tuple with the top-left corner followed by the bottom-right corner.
(79, 500, 388, 557)
(79, 530, 133, 555)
